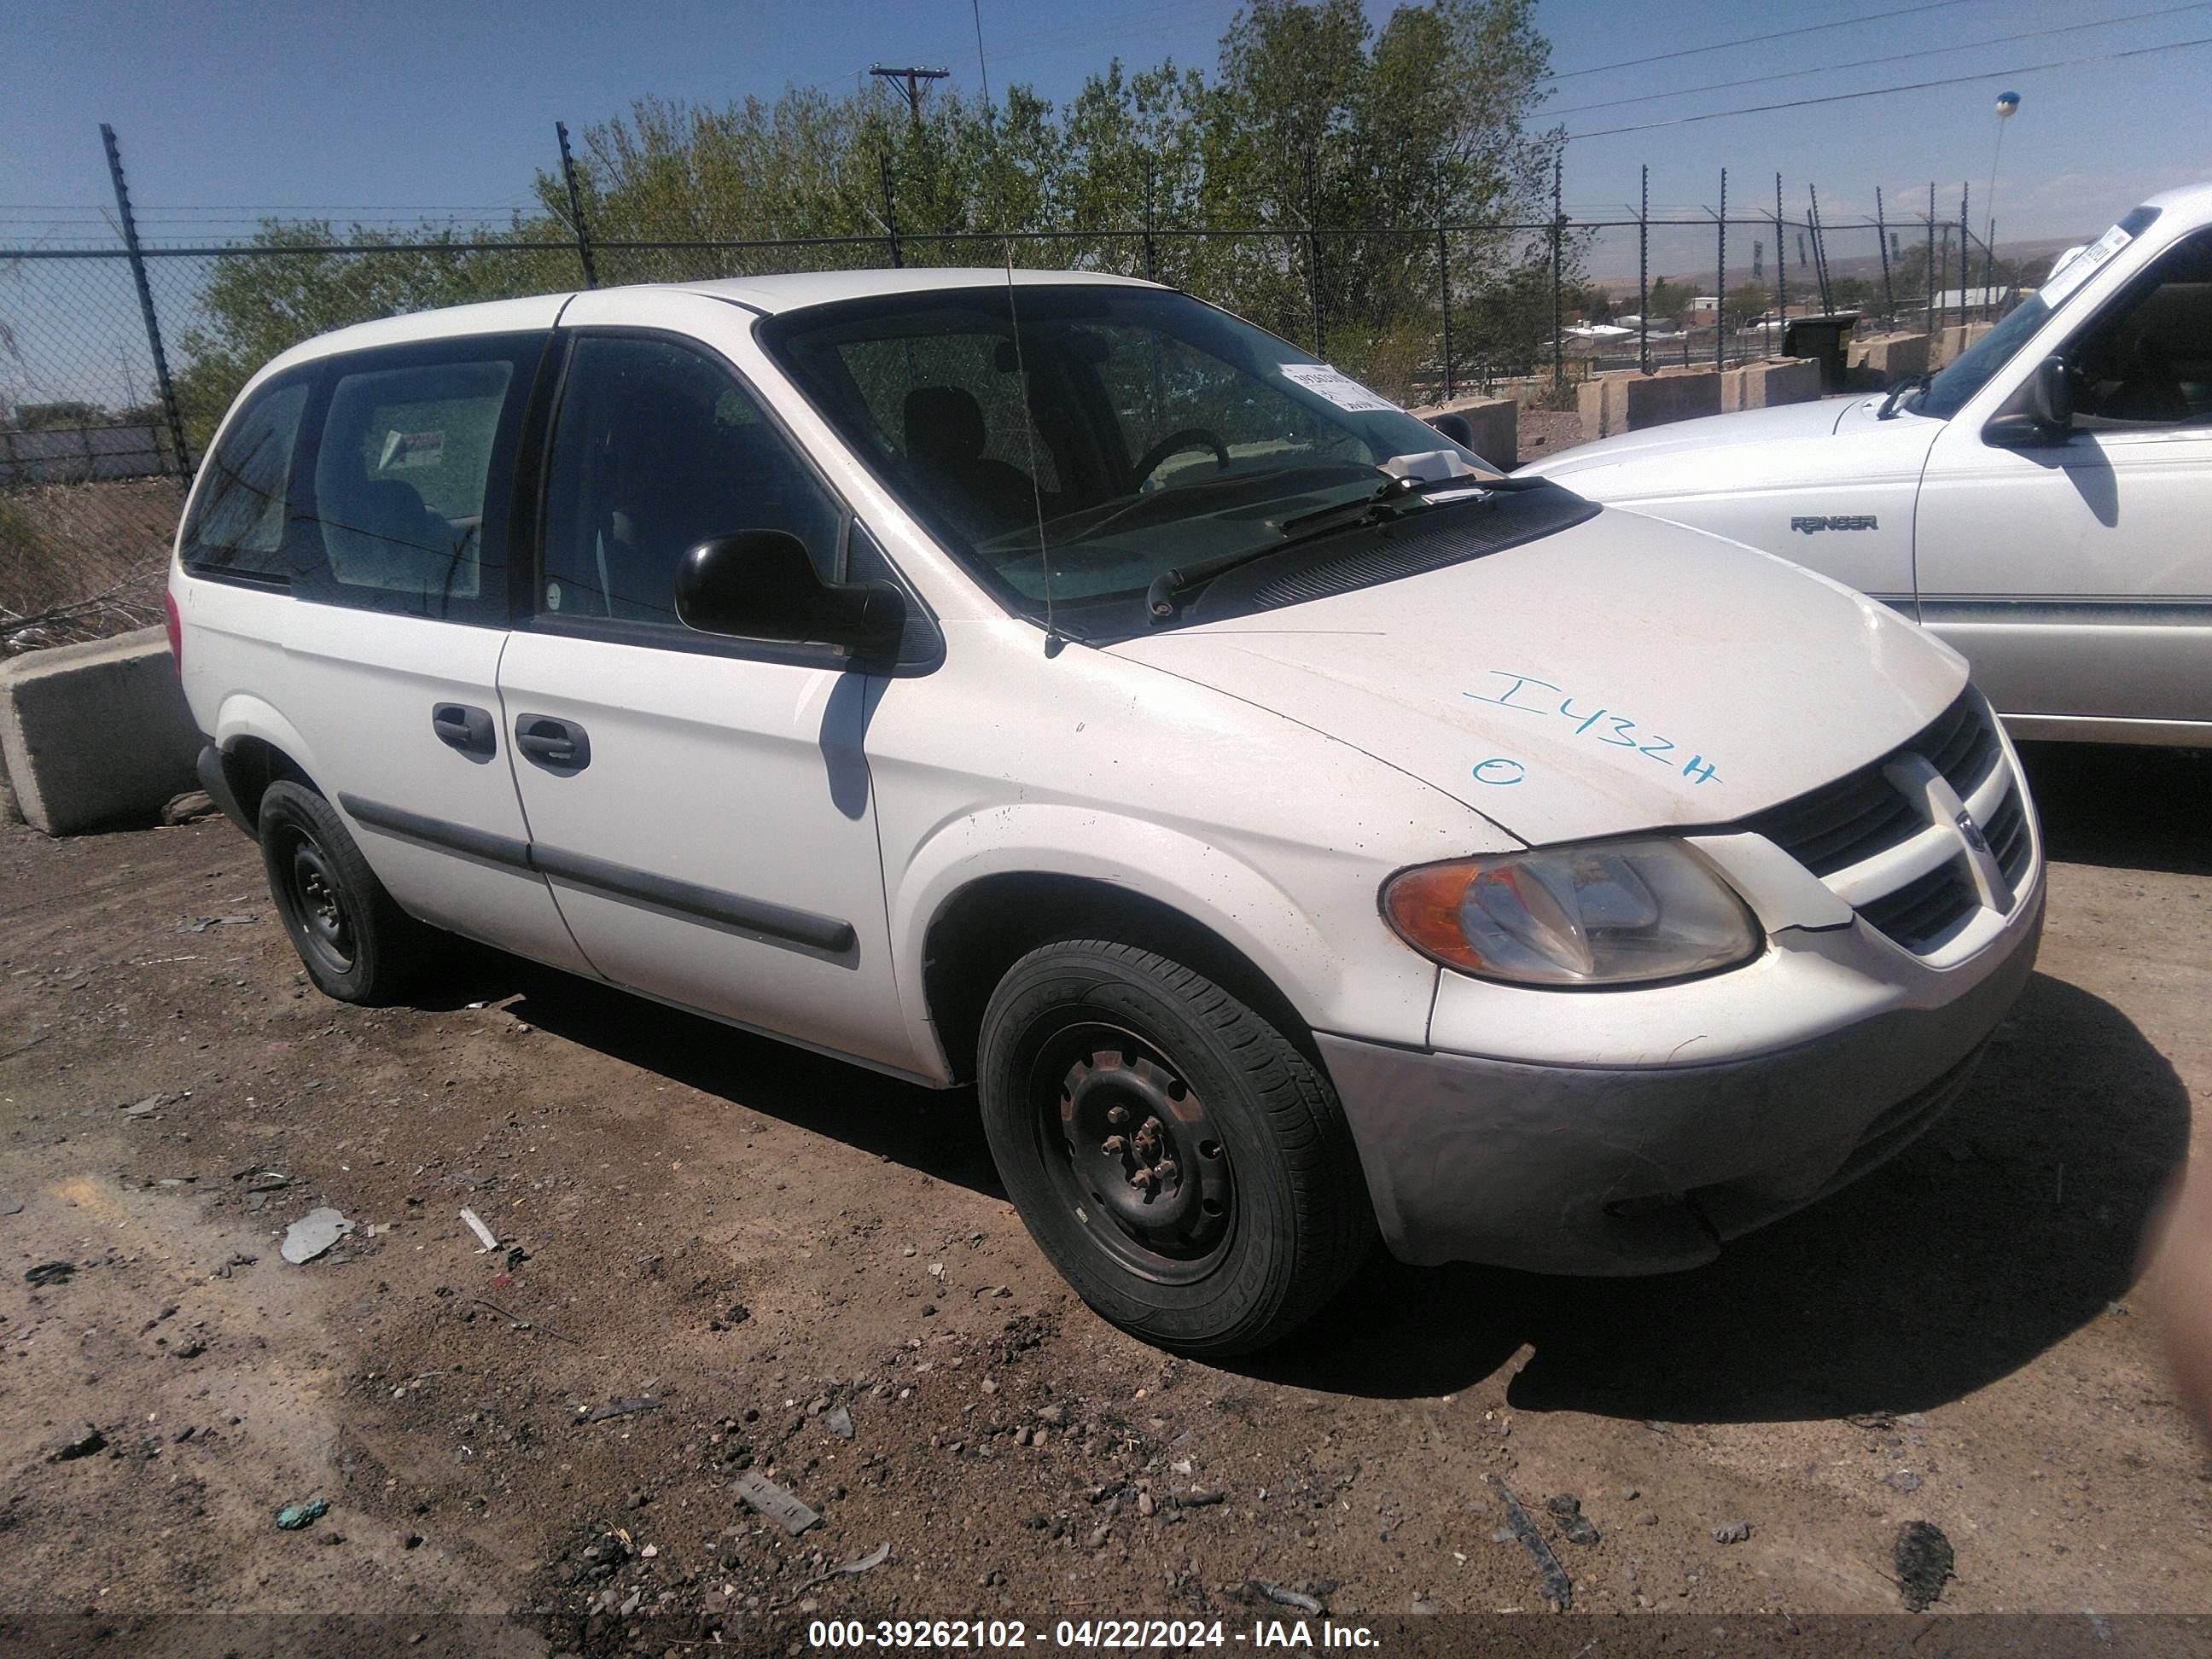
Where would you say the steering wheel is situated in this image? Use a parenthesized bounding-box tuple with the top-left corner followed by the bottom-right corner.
(1132, 427, 1231, 487)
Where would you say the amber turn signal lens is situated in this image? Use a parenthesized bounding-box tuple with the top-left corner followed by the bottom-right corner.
(1382, 861, 1487, 972)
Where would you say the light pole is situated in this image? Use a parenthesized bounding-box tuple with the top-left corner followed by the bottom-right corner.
(1985, 91, 2020, 307)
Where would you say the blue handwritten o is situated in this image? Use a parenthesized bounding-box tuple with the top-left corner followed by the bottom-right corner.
(1472, 758, 1527, 786)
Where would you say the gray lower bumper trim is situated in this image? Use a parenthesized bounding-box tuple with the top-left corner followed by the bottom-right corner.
(1320, 894, 2042, 1275)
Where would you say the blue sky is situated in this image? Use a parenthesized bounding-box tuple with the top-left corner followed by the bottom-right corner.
(8, 0, 2210, 264)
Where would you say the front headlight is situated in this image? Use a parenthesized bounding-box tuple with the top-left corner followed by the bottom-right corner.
(1382, 839, 1761, 987)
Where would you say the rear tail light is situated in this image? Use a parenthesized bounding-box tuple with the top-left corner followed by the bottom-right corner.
(163, 589, 183, 676)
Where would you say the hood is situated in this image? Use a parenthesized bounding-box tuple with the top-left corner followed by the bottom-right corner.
(1519, 395, 1856, 481)
(1109, 504, 1965, 847)
(1514, 394, 1945, 515)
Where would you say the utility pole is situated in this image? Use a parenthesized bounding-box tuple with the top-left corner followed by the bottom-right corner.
(869, 65, 948, 123)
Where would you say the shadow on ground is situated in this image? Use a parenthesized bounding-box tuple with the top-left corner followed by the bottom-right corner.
(2018, 742, 2209, 876)
(1246, 973, 2189, 1418)
(422, 947, 1002, 1199)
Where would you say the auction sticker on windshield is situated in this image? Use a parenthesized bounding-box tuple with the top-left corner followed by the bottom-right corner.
(1280, 363, 1395, 412)
(2039, 221, 2133, 308)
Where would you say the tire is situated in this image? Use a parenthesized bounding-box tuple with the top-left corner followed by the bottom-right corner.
(258, 781, 429, 1004)
(978, 939, 1373, 1357)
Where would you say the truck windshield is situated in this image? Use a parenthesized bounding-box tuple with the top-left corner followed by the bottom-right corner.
(1918, 204, 2163, 419)
(757, 284, 1507, 637)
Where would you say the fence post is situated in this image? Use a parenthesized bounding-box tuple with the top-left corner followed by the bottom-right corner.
(555, 122, 599, 289)
(880, 151, 904, 269)
(100, 123, 190, 487)
(1715, 168, 1727, 370)
(1435, 187, 1453, 402)
(1808, 183, 1832, 313)
(1551, 154, 1563, 399)
(1637, 164, 1649, 375)
(1143, 161, 1157, 282)
(1773, 172, 1788, 334)
(1927, 182, 1938, 340)
(1875, 185, 1895, 319)
(1959, 183, 1972, 323)
(1303, 155, 1324, 358)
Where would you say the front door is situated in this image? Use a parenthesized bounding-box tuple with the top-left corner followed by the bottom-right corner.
(1914, 228, 2212, 731)
(496, 294, 914, 1072)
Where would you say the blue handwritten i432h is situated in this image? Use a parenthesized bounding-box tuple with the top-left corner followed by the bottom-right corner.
(1464, 671, 1721, 787)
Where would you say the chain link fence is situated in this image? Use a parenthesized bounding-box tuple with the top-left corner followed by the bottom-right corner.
(2, 145, 2025, 657)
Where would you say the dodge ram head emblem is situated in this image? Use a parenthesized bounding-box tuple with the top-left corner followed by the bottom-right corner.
(1790, 515, 1879, 533)
(1955, 809, 1988, 853)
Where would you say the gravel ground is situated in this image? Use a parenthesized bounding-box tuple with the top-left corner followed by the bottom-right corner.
(0, 743, 2207, 1656)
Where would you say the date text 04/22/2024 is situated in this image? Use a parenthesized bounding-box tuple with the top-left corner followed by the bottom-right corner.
(1464, 671, 1721, 789)
(805, 1617, 1380, 1649)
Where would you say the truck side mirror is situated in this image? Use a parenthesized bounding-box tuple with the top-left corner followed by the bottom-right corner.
(1985, 355, 2074, 447)
(675, 531, 907, 661)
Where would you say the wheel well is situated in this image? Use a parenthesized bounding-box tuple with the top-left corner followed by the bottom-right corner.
(218, 736, 316, 828)
(920, 874, 1320, 1084)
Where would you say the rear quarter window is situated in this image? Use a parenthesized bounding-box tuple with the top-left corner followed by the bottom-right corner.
(179, 377, 311, 577)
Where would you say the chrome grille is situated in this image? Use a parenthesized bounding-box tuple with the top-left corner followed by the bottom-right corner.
(1744, 691, 2033, 956)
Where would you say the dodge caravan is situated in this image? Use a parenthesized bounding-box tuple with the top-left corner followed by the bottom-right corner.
(170, 271, 2044, 1353)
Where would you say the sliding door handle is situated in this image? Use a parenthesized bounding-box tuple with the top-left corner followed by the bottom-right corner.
(431, 703, 497, 757)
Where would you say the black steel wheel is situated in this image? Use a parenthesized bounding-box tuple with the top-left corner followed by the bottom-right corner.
(258, 781, 429, 1004)
(1033, 1022, 1236, 1283)
(979, 939, 1372, 1356)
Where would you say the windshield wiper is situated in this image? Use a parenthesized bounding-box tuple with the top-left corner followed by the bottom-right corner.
(1877, 372, 1932, 420)
(1142, 471, 1544, 624)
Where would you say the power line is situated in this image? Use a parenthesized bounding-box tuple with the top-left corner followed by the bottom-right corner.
(1567, 33, 2212, 140)
(1541, 0, 1980, 84)
(1549, 0, 2212, 118)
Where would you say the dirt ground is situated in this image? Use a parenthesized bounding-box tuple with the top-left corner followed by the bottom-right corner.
(1, 741, 2208, 1656)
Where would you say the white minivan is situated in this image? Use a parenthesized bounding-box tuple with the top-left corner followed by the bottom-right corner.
(1524, 181, 2212, 747)
(170, 270, 2044, 1353)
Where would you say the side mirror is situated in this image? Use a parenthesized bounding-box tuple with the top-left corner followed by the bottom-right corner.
(1985, 355, 2074, 447)
(674, 531, 907, 661)
(1425, 411, 1477, 450)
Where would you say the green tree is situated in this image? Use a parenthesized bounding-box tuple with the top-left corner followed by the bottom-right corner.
(1645, 276, 1696, 320)
(174, 0, 1567, 421)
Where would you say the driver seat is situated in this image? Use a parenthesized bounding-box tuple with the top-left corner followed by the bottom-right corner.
(903, 386, 1038, 539)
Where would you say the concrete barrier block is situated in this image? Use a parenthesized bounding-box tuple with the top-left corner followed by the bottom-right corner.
(1721, 357, 1823, 412)
(1407, 394, 1517, 469)
(1848, 331, 1929, 384)
(1578, 370, 1721, 438)
(0, 627, 201, 835)
(1576, 377, 1611, 438)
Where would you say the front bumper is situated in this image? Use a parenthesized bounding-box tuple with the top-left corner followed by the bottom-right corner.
(1320, 885, 2044, 1274)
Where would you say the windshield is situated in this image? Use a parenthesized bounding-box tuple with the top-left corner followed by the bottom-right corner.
(757, 283, 1505, 637)
(1918, 204, 2163, 419)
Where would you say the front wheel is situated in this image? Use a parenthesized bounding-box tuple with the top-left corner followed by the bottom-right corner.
(978, 939, 1372, 1356)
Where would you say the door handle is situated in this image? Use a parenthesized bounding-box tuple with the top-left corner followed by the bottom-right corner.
(431, 702, 497, 757)
(515, 713, 591, 772)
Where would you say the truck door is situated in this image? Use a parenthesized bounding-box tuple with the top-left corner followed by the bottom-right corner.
(1913, 227, 2212, 734)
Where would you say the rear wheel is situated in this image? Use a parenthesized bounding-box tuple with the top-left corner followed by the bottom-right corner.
(978, 939, 1372, 1356)
(259, 781, 429, 1004)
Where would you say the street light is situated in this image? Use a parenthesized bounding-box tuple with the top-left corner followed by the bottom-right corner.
(1985, 91, 2021, 305)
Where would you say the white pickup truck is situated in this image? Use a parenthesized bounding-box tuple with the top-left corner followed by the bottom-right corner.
(1522, 181, 2212, 748)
